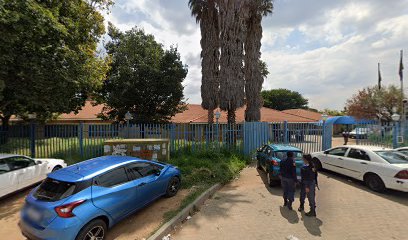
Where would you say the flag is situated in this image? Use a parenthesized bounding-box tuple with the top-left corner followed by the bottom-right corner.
(400, 50, 404, 81)
(378, 63, 382, 90)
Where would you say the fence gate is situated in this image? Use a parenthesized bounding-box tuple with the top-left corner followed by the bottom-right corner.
(322, 122, 333, 150)
(243, 122, 269, 155)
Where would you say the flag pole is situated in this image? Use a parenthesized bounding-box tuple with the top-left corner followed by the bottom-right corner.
(400, 50, 405, 137)
(378, 62, 381, 90)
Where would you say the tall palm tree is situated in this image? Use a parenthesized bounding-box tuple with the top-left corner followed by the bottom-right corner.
(189, 0, 220, 123)
(218, 0, 247, 124)
(244, 0, 273, 122)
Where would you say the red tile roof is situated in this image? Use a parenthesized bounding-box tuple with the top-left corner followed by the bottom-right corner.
(171, 104, 315, 123)
(282, 109, 323, 121)
(10, 102, 320, 123)
(58, 101, 105, 120)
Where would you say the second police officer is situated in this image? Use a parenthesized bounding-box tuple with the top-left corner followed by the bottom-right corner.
(298, 154, 319, 217)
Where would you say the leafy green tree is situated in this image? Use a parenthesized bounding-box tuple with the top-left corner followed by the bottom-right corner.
(96, 24, 188, 123)
(346, 85, 402, 122)
(322, 109, 346, 116)
(0, 0, 111, 126)
(261, 88, 309, 111)
(259, 60, 270, 79)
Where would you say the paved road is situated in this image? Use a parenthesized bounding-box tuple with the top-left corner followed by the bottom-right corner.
(172, 166, 408, 240)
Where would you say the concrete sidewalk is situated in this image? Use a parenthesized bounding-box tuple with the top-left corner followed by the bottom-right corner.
(172, 166, 408, 240)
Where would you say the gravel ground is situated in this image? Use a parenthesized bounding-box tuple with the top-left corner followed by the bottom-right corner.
(0, 187, 189, 240)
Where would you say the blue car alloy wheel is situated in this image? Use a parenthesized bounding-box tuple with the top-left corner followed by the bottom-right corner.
(19, 156, 181, 240)
(75, 219, 107, 240)
(165, 176, 180, 197)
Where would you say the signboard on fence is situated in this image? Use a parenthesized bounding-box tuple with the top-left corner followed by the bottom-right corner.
(103, 139, 170, 161)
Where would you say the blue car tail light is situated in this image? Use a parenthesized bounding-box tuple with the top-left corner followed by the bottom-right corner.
(55, 200, 86, 218)
(271, 159, 279, 166)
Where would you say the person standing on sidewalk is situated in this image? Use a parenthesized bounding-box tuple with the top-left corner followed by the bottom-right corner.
(298, 154, 318, 217)
(280, 151, 297, 210)
(342, 131, 349, 145)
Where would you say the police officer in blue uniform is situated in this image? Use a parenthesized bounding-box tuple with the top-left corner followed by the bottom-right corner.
(280, 151, 297, 210)
(298, 154, 318, 217)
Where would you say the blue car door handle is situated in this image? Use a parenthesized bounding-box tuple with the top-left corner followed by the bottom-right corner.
(137, 182, 146, 187)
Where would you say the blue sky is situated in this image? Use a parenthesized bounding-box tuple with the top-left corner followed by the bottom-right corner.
(103, 0, 408, 110)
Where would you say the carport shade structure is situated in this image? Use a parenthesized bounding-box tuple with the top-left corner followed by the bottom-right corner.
(323, 116, 376, 125)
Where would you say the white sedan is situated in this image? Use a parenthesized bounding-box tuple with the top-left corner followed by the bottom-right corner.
(0, 154, 67, 198)
(311, 145, 408, 192)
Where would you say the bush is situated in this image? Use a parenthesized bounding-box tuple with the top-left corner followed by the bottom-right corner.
(168, 148, 250, 188)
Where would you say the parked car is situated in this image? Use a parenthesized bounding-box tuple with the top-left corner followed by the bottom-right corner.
(256, 144, 303, 187)
(0, 154, 66, 198)
(311, 145, 408, 192)
(349, 128, 372, 139)
(396, 147, 408, 155)
(19, 156, 181, 240)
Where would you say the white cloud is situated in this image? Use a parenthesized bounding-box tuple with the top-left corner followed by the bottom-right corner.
(261, 0, 408, 110)
(105, 0, 408, 110)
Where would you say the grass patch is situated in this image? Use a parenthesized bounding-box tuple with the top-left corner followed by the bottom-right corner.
(168, 148, 250, 188)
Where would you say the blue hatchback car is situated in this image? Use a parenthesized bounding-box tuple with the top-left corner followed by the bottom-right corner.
(19, 156, 181, 240)
(256, 144, 303, 186)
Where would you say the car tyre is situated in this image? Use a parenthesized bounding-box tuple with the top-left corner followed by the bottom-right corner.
(51, 166, 62, 172)
(75, 219, 107, 240)
(267, 171, 280, 187)
(165, 176, 180, 198)
(365, 174, 386, 192)
(256, 160, 262, 170)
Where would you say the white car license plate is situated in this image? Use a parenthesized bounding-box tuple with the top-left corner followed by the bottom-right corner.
(27, 207, 41, 221)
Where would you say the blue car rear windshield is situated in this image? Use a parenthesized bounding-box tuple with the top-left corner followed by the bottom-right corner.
(34, 178, 91, 202)
(275, 151, 302, 160)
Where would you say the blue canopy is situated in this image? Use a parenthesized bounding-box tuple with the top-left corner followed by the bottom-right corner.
(324, 116, 376, 125)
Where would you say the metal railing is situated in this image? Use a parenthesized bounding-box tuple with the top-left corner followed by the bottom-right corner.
(0, 121, 327, 161)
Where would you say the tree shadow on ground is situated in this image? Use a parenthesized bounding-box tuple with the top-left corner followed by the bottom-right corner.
(320, 170, 408, 207)
(173, 183, 252, 232)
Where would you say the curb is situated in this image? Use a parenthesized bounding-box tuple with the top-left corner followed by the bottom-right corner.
(147, 183, 222, 240)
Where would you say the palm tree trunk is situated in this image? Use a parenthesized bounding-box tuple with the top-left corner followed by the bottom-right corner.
(196, 0, 220, 124)
(0, 115, 11, 144)
(218, 0, 247, 124)
(227, 109, 235, 124)
(244, 2, 264, 122)
(207, 109, 214, 124)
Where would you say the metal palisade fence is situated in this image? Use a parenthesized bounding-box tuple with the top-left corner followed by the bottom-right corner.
(0, 121, 330, 162)
(354, 123, 396, 149)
